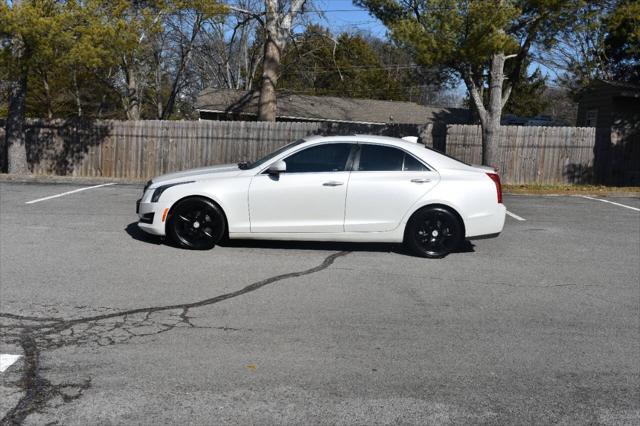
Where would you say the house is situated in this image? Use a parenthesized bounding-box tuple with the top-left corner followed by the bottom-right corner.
(576, 80, 640, 130)
(195, 88, 471, 126)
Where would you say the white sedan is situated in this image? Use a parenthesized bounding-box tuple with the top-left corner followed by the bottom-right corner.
(137, 135, 505, 258)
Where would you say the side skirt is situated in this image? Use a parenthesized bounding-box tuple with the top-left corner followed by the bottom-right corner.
(467, 232, 501, 240)
(228, 231, 404, 243)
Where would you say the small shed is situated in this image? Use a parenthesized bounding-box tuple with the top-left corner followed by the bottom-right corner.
(577, 80, 640, 185)
(576, 80, 640, 130)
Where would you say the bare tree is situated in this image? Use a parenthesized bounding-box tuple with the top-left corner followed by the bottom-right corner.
(156, 7, 208, 119)
(258, 0, 306, 120)
(231, 0, 307, 121)
(190, 0, 264, 91)
(536, 1, 615, 98)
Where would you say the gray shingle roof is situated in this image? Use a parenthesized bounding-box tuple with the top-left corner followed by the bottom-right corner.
(195, 89, 471, 125)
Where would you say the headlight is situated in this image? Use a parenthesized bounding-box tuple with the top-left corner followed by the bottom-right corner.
(151, 181, 194, 202)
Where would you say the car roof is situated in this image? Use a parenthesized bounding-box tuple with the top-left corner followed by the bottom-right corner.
(300, 134, 474, 172)
(303, 134, 419, 149)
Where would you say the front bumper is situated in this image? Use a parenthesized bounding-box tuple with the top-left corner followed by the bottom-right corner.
(137, 190, 168, 236)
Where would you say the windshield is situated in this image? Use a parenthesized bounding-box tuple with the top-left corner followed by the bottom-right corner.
(244, 138, 308, 169)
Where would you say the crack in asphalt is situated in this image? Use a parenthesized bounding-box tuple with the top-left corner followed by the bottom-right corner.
(2, 334, 91, 425)
(0, 250, 350, 425)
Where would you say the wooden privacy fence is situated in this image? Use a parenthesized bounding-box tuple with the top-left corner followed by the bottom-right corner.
(1, 120, 325, 180)
(1, 119, 633, 184)
(445, 125, 599, 184)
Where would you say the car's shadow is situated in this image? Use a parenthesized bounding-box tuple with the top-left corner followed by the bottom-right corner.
(124, 222, 475, 255)
(125, 222, 163, 245)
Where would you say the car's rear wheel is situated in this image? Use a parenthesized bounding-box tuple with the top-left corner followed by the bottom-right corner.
(167, 197, 226, 250)
(404, 206, 463, 258)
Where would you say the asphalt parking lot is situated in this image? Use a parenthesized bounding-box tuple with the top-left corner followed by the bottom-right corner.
(1, 181, 639, 425)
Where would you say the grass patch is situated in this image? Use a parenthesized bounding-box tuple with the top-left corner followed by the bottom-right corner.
(504, 184, 640, 195)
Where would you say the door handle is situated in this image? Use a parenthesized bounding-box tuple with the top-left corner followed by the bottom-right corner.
(411, 178, 431, 183)
(323, 181, 344, 186)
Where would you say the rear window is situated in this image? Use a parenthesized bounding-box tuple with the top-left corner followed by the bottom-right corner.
(358, 144, 429, 172)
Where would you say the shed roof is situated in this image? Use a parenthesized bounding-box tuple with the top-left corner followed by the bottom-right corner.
(579, 80, 640, 99)
(195, 89, 471, 125)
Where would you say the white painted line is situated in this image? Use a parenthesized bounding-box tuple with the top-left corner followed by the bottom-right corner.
(0, 354, 22, 372)
(25, 183, 116, 204)
(506, 210, 526, 221)
(578, 195, 640, 212)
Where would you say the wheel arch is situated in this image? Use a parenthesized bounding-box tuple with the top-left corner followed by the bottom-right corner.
(166, 195, 230, 238)
(403, 203, 466, 241)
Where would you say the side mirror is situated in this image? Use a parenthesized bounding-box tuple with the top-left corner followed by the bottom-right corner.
(267, 160, 286, 174)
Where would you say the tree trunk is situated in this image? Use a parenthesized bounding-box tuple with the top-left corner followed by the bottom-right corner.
(125, 63, 141, 120)
(481, 114, 501, 167)
(258, 35, 280, 121)
(481, 53, 508, 167)
(5, 72, 29, 174)
(463, 53, 510, 168)
(73, 70, 83, 118)
(42, 72, 53, 119)
(155, 50, 163, 119)
(5, 0, 29, 174)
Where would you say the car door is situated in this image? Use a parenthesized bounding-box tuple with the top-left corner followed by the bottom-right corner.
(249, 142, 355, 233)
(344, 143, 439, 232)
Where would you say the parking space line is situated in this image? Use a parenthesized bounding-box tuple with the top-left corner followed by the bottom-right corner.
(25, 183, 116, 204)
(506, 210, 526, 221)
(578, 195, 640, 212)
(0, 354, 21, 372)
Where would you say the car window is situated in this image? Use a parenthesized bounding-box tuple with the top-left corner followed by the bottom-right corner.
(358, 145, 404, 171)
(284, 143, 352, 173)
(358, 144, 428, 172)
(402, 153, 429, 171)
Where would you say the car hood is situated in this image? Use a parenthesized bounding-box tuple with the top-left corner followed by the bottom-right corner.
(150, 164, 241, 187)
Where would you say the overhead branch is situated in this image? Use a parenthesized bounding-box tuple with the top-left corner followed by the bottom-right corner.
(501, 84, 512, 108)
(227, 5, 265, 26)
(281, 0, 307, 32)
(462, 66, 487, 123)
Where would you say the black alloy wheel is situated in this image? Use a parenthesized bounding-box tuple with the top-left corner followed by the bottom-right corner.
(405, 206, 463, 258)
(167, 197, 226, 250)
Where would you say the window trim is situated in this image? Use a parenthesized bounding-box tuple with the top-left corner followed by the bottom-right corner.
(352, 143, 432, 172)
(259, 142, 358, 175)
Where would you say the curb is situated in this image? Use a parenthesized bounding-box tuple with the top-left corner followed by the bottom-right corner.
(505, 191, 640, 198)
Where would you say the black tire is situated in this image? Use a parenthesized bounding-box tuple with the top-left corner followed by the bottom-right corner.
(404, 206, 464, 258)
(167, 197, 226, 250)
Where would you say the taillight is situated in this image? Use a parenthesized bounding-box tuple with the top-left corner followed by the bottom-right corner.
(486, 173, 502, 203)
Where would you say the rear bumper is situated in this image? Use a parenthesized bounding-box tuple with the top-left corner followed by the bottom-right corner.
(464, 204, 506, 239)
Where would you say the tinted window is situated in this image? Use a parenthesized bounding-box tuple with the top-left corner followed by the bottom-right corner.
(358, 145, 404, 171)
(284, 143, 352, 173)
(403, 153, 428, 171)
(358, 144, 428, 172)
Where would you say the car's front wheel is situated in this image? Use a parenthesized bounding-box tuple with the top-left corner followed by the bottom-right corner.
(404, 206, 463, 258)
(167, 197, 226, 250)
